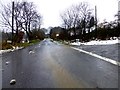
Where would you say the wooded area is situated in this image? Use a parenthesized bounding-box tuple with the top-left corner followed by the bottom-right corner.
(0, 1, 44, 44)
(50, 2, 120, 42)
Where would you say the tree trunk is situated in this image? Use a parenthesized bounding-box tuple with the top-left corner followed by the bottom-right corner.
(28, 21, 32, 34)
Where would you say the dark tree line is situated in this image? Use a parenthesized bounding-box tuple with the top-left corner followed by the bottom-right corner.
(50, 27, 67, 40)
(50, 20, 120, 41)
(0, 1, 43, 43)
(94, 20, 120, 40)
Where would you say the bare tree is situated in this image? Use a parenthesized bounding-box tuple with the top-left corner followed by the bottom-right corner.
(77, 2, 93, 39)
(60, 9, 73, 29)
(14, 1, 23, 36)
(0, 3, 12, 30)
(20, 1, 42, 39)
(0, 1, 43, 41)
(36, 14, 42, 29)
(60, 2, 94, 41)
(31, 14, 42, 30)
(60, 5, 79, 41)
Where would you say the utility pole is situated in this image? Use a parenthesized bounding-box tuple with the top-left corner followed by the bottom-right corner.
(118, 1, 120, 21)
(118, 1, 120, 37)
(12, 1, 14, 44)
(95, 6, 97, 39)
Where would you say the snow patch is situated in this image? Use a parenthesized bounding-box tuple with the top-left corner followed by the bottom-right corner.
(29, 50, 35, 54)
(10, 79, 16, 85)
(0, 47, 23, 54)
(70, 42, 81, 46)
(70, 39, 119, 46)
(5, 61, 10, 65)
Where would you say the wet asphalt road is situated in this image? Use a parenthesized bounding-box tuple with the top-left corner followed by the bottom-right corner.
(73, 44, 119, 61)
(2, 39, 118, 88)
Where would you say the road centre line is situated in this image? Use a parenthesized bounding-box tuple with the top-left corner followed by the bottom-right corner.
(71, 47, 120, 66)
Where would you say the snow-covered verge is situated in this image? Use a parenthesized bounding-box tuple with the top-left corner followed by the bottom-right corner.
(70, 39, 119, 46)
(0, 46, 23, 54)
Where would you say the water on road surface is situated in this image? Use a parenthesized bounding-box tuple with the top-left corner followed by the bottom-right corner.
(2, 39, 118, 88)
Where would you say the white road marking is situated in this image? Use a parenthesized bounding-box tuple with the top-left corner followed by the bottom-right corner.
(71, 47, 120, 66)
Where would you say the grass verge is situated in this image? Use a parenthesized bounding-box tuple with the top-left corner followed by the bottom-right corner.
(1, 39, 41, 50)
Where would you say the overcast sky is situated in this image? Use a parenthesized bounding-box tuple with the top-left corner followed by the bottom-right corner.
(0, 0, 119, 28)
